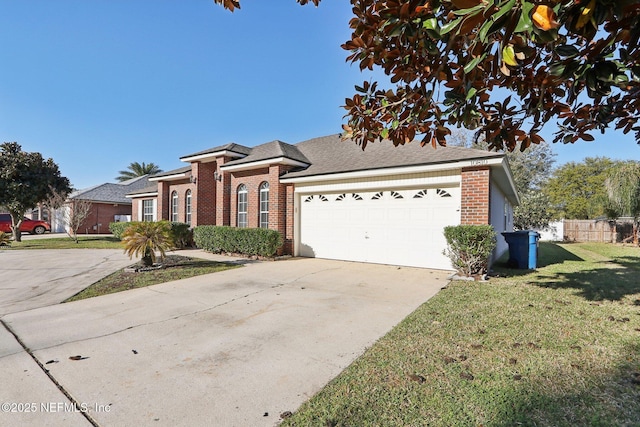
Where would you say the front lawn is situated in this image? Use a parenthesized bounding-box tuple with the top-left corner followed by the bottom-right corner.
(3, 235, 122, 249)
(284, 242, 640, 427)
(64, 255, 239, 302)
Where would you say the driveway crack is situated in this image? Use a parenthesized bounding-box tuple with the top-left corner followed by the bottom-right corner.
(0, 318, 99, 427)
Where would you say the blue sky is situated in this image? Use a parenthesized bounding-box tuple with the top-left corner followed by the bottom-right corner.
(1, 0, 638, 190)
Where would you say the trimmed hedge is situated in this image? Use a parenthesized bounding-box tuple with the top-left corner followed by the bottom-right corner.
(193, 225, 283, 257)
(109, 221, 132, 239)
(443, 225, 496, 277)
(109, 221, 193, 249)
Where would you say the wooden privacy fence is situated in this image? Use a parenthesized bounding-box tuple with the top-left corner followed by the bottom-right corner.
(562, 219, 635, 243)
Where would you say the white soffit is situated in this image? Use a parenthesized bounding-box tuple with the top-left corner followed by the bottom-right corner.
(220, 157, 310, 172)
(125, 192, 158, 199)
(180, 150, 246, 163)
(149, 173, 189, 182)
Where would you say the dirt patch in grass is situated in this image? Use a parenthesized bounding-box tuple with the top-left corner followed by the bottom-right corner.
(64, 255, 239, 302)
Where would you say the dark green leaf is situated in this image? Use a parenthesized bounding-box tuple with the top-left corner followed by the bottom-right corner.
(555, 44, 580, 57)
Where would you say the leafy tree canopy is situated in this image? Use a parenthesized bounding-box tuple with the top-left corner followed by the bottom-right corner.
(605, 161, 640, 219)
(605, 161, 640, 244)
(0, 142, 71, 240)
(545, 156, 619, 219)
(215, 0, 640, 151)
(116, 162, 163, 182)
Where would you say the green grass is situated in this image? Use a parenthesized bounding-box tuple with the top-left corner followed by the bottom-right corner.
(64, 255, 239, 302)
(2, 235, 123, 249)
(284, 242, 640, 427)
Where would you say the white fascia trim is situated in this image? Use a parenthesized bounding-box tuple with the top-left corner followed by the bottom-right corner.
(125, 192, 158, 199)
(280, 157, 504, 184)
(180, 150, 246, 163)
(497, 157, 520, 205)
(149, 173, 188, 182)
(220, 157, 310, 172)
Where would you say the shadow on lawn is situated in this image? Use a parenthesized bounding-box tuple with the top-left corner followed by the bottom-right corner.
(493, 341, 640, 426)
(536, 266, 640, 301)
(533, 244, 640, 302)
(493, 242, 583, 278)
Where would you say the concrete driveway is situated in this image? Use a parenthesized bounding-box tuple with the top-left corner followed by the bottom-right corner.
(1, 250, 449, 426)
(0, 249, 133, 316)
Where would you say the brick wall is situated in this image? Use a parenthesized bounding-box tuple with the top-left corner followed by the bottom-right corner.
(157, 181, 169, 221)
(460, 166, 491, 225)
(215, 157, 233, 226)
(76, 202, 132, 234)
(192, 162, 216, 226)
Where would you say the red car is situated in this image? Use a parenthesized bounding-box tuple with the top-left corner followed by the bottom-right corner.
(0, 213, 51, 235)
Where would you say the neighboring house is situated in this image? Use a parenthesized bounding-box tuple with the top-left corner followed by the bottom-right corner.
(127, 134, 519, 270)
(59, 175, 152, 234)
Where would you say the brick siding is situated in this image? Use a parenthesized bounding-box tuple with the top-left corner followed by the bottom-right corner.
(76, 202, 132, 234)
(460, 166, 491, 225)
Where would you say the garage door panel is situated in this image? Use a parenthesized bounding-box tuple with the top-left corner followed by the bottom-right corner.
(299, 187, 460, 270)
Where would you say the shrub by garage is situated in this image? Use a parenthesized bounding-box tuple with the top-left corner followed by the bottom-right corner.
(443, 225, 496, 278)
(193, 226, 283, 257)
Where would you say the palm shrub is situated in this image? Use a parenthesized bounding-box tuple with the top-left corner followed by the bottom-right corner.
(122, 221, 174, 267)
(0, 231, 11, 247)
(443, 225, 496, 277)
(111, 221, 193, 248)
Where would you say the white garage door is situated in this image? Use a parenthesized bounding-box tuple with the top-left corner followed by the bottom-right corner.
(299, 187, 460, 270)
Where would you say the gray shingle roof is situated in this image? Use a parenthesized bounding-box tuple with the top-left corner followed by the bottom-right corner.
(223, 140, 310, 167)
(71, 175, 153, 204)
(149, 165, 192, 179)
(282, 134, 504, 179)
(180, 143, 251, 160)
(126, 183, 159, 196)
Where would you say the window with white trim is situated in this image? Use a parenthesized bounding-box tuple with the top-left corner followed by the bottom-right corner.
(237, 184, 247, 228)
(259, 182, 269, 229)
(171, 191, 179, 222)
(185, 190, 192, 225)
(143, 199, 154, 222)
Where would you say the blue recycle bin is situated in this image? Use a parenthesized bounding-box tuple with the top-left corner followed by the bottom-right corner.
(502, 231, 540, 269)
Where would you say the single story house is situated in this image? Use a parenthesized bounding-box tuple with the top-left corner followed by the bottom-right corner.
(127, 134, 519, 270)
(56, 175, 152, 234)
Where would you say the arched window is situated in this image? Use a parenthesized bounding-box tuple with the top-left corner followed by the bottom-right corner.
(171, 191, 179, 222)
(237, 184, 247, 228)
(185, 190, 192, 225)
(259, 182, 269, 229)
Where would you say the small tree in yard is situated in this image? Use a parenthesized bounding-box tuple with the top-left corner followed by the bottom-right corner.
(44, 189, 93, 243)
(443, 225, 496, 278)
(122, 221, 174, 267)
